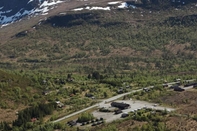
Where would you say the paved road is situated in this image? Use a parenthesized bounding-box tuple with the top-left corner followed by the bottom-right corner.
(53, 88, 143, 123)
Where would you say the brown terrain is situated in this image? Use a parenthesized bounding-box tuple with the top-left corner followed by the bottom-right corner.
(157, 90, 197, 130)
(160, 90, 197, 115)
(0, 0, 123, 43)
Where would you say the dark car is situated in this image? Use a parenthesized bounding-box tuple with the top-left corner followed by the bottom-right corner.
(114, 109, 122, 114)
(67, 120, 77, 126)
(121, 112, 129, 118)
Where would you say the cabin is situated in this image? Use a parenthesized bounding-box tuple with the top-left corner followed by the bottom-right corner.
(174, 87, 185, 92)
(111, 102, 130, 110)
(55, 101, 64, 108)
(170, 85, 180, 89)
(163, 81, 181, 87)
(184, 82, 197, 88)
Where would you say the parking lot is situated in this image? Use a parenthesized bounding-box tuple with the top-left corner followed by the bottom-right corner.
(93, 100, 175, 123)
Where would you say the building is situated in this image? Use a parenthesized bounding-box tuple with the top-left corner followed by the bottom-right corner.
(55, 101, 64, 108)
(184, 82, 197, 87)
(111, 102, 130, 110)
(170, 85, 180, 89)
(162, 81, 180, 87)
(174, 87, 185, 92)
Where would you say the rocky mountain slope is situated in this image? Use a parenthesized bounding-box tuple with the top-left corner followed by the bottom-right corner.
(0, 0, 63, 25)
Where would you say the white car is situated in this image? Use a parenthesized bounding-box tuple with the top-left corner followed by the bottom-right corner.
(153, 104, 158, 107)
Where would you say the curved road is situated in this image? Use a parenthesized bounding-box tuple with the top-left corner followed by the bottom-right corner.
(53, 88, 143, 123)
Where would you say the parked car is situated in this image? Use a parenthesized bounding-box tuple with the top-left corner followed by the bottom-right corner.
(67, 120, 77, 127)
(114, 109, 122, 114)
(121, 112, 129, 118)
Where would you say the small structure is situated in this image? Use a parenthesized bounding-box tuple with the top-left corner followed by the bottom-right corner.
(55, 101, 64, 108)
(163, 81, 180, 87)
(170, 85, 180, 89)
(184, 79, 196, 83)
(111, 102, 130, 110)
(117, 88, 124, 94)
(143, 88, 150, 92)
(174, 87, 185, 92)
(184, 82, 197, 87)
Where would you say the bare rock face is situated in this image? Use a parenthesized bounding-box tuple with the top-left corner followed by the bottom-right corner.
(0, 0, 62, 25)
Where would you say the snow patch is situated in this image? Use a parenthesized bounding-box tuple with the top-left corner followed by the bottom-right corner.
(118, 2, 128, 8)
(0, 0, 64, 26)
(28, 0, 34, 4)
(73, 8, 84, 11)
(0, 9, 34, 25)
(42, 7, 49, 13)
(41, 12, 48, 15)
(130, 5, 136, 9)
(1, 23, 10, 28)
(118, 2, 136, 9)
(108, 1, 122, 5)
(85, 6, 90, 10)
(73, 6, 110, 11)
(40, 0, 63, 8)
(89, 7, 110, 10)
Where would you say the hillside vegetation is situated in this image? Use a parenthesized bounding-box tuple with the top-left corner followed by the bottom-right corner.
(1, 1, 197, 75)
(1, 0, 197, 130)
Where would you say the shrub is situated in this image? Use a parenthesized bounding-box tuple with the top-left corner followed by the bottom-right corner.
(77, 112, 94, 123)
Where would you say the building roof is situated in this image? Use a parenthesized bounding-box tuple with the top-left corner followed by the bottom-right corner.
(111, 102, 130, 109)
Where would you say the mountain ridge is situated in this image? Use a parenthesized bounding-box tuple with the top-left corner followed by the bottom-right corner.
(0, 0, 63, 26)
